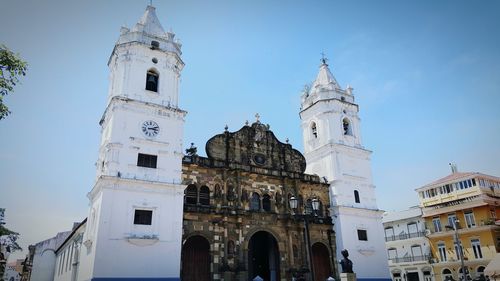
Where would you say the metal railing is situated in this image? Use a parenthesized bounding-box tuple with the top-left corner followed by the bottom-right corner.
(385, 231, 426, 242)
(388, 254, 431, 263)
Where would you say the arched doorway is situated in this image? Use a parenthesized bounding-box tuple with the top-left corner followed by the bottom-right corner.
(312, 242, 331, 281)
(181, 235, 210, 281)
(248, 231, 280, 281)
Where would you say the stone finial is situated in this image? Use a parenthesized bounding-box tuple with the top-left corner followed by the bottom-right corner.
(286, 138, 289, 144)
(255, 113, 260, 123)
(185, 142, 197, 156)
(346, 85, 353, 95)
(245, 120, 249, 126)
(224, 124, 228, 132)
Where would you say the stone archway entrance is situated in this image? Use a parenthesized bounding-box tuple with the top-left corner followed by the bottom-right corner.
(312, 242, 331, 281)
(248, 231, 280, 281)
(181, 235, 211, 281)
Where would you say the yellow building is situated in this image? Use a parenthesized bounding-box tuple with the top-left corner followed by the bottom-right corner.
(416, 170, 500, 281)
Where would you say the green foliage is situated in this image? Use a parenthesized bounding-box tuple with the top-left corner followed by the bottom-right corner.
(0, 208, 22, 254)
(0, 44, 28, 120)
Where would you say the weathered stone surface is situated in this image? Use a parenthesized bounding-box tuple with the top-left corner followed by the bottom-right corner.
(181, 123, 338, 281)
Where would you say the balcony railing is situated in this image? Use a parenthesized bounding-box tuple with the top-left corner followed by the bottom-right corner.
(389, 254, 431, 263)
(385, 231, 426, 242)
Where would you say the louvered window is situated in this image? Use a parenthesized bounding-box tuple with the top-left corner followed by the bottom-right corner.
(185, 185, 197, 205)
(199, 186, 210, 206)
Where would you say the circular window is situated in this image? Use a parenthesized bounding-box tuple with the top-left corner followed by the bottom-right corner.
(152, 58, 158, 64)
(253, 154, 266, 165)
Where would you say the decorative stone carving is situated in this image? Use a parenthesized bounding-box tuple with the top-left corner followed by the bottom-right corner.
(205, 122, 306, 173)
(227, 184, 236, 202)
(215, 184, 222, 199)
(241, 189, 248, 202)
(275, 192, 282, 207)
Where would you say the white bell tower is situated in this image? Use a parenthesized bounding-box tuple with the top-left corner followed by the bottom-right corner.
(300, 57, 390, 281)
(80, 6, 186, 281)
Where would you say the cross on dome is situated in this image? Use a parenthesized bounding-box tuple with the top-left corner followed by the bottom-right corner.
(255, 113, 260, 123)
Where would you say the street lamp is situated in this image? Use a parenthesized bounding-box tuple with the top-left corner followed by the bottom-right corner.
(289, 196, 320, 281)
(446, 219, 467, 281)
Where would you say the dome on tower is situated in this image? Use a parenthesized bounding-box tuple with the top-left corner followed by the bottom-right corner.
(131, 5, 167, 39)
(310, 59, 341, 92)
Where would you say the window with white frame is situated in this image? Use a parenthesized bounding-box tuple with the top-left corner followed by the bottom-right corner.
(448, 213, 457, 228)
(464, 211, 476, 228)
(411, 245, 423, 260)
(454, 241, 464, 260)
(433, 217, 442, 232)
(342, 118, 352, 135)
(408, 222, 418, 237)
(442, 269, 452, 281)
(134, 209, 153, 225)
(423, 271, 432, 281)
(438, 243, 447, 262)
(357, 229, 368, 241)
(388, 248, 397, 261)
(477, 266, 486, 278)
(311, 122, 318, 139)
(354, 190, 360, 203)
(471, 239, 483, 259)
(385, 227, 395, 241)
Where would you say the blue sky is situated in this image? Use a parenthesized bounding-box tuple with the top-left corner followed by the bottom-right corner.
(1, 0, 499, 259)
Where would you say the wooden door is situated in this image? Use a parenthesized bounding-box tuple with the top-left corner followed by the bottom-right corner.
(182, 236, 211, 281)
(312, 243, 331, 281)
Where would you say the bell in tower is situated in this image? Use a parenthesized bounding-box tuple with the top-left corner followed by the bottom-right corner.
(146, 69, 159, 92)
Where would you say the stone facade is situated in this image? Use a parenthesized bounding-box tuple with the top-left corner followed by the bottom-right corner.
(181, 121, 338, 281)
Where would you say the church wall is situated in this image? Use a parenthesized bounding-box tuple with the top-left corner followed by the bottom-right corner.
(88, 179, 184, 279)
(334, 206, 389, 280)
(107, 43, 182, 108)
(97, 100, 185, 184)
(181, 160, 338, 281)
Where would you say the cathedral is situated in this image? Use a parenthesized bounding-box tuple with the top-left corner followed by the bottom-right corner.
(46, 5, 390, 281)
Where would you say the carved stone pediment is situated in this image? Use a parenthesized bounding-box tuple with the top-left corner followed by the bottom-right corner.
(205, 122, 306, 173)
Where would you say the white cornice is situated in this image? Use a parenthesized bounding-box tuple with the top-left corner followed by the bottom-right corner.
(88, 175, 185, 201)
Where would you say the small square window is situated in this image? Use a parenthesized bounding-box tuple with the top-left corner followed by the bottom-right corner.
(134, 210, 153, 225)
(137, 153, 157, 168)
(357, 229, 368, 241)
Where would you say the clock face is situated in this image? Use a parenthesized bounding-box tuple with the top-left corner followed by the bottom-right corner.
(141, 120, 160, 138)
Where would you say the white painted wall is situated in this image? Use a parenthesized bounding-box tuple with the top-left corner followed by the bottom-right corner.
(80, 5, 186, 280)
(87, 178, 184, 279)
(383, 208, 433, 281)
(31, 231, 71, 281)
(300, 63, 390, 280)
(334, 206, 390, 279)
(96, 99, 185, 184)
(53, 223, 85, 281)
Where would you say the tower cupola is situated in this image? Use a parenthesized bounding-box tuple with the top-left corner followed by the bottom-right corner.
(106, 5, 185, 108)
(301, 57, 354, 111)
(117, 5, 182, 56)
